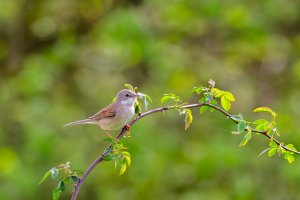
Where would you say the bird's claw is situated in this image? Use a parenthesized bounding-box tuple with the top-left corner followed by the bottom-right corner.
(124, 124, 130, 130)
(124, 124, 131, 138)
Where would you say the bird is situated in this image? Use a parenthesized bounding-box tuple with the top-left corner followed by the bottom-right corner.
(64, 89, 138, 137)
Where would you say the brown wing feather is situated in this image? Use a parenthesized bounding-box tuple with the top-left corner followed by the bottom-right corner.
(89, 104, 116, 121)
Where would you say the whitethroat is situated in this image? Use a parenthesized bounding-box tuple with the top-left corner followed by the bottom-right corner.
(64, 89, 138, 137)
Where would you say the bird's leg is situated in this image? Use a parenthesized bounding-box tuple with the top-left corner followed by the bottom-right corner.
(124, 124, 130, 130)
(124, 124, 131, 138)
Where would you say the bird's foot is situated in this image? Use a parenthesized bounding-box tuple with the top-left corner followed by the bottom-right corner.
(124, 124, 130, 130)
(124, 124, 131, 138)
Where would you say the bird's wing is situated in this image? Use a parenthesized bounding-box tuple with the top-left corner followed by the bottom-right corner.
(89, 104, 116, 121)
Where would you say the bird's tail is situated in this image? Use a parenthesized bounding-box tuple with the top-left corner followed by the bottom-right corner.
(64, 119, 96, 127)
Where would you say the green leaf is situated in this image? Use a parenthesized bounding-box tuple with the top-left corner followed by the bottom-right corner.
(211, 88, 224, 98)
(210, 99, 217, 106)
(119, 162, 127, 175)
(52, 188, 61, 200)
(50, 168, 59, 179)
(135, 104, 141, 114)
(73, 170, 83, 177)
(161, 93, 181, 103)
(209, 99, 217, 112)
(239, 130, 252, 147)
(123, 152, 130, 158)
(204, 93, 214, 102)
(58, 181, 65, 192)
(71, 175, 79, 183)
(237, 121, 246, 133)
(253, 107, 277, 118)
(192, 86, 203, 94)
(122, 151, 131, 157)
(230, 114, 244, 122)
(112, 153, 121, 159)
(115, 143, 124, 149)
(199, 96, 206, 103)
(268, 148, 277, 157)
(200, 105, 208, 114)
(221, 96, 231, 111)
(255, 123, 268, 131)
(286, 144, 297, 152)
(102, 155, 112, 161)
(216, 90, 235, 111)
(278, 146, 284, 154)
(161, 95, 172, 103)
(211, 88, 235, 104)
(124, 156, 131, 166)
(184, 109, 193, 130)
(224, 91, 235, 102)
(239, 137, 247, 147)
(62, 176, 70, 184)
(252, 119, 268, 125)
(269, 141, 277, 148)
(39, 170, 51, 184)
(284, 153, 295, 164)
(145, 94, 153, 104)
(252, 119, 269, 131)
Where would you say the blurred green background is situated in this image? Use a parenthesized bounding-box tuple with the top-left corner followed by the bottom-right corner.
(1, 0, 300, 199)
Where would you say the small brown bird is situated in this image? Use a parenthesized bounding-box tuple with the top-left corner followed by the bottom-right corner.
(64, 89, 138, 137)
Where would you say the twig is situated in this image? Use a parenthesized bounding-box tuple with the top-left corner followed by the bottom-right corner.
(71, 103, 300, 200)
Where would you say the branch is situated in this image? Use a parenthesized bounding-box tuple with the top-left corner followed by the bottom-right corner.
(71, 102, 299, 200)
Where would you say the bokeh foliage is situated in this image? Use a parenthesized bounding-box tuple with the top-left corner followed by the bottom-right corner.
(1, 0, 300, 199)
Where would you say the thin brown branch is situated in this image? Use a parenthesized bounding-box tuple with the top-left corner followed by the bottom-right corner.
(71, 102, 299, 200)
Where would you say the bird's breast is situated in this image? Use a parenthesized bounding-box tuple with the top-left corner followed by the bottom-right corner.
(98, 105, 135, 130)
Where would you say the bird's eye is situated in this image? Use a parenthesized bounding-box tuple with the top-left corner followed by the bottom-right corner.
(125, 94, 130, 97)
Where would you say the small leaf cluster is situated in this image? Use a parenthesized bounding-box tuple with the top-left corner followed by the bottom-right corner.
(193, 85, 217, 113)
(266, 142, 297, 163)
(160, 80, 237, 131)
(103, 138, 131, 175)
(231, 106, 298, 163)
(192, 80, 235, 113)
(253, 107, 277, 133)
(211, 88, 235, 111)
(39, 162, 82, 200)
(252, 107, 297, 163)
